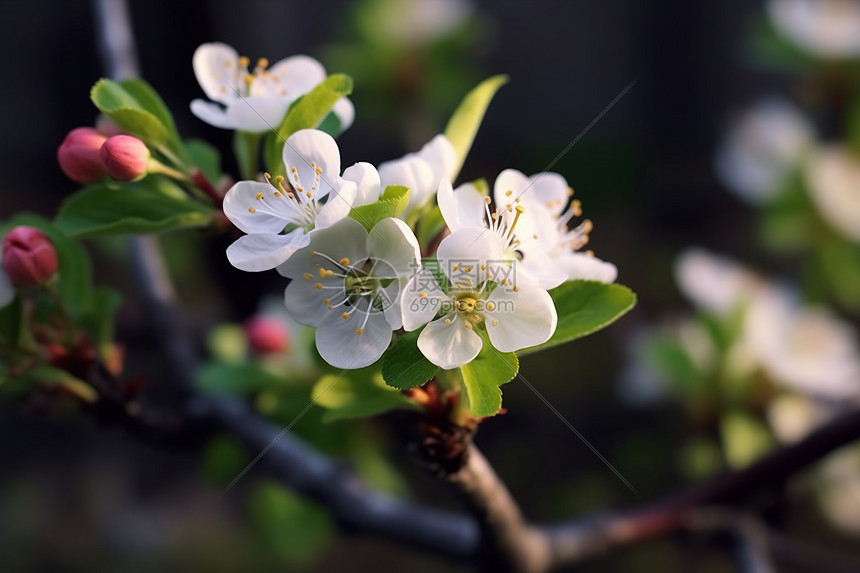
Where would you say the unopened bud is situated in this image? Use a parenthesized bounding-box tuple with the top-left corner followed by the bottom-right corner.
(245, 316, 291, 354)
(2, 226, 58, 286)
(100, 135, 150, 181)
(57, 127, 107, 184)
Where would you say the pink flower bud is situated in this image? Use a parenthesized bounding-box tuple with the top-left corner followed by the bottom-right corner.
(2, 226, 59, 286)
(245, 317, 291, 354)
(100, 135, 150, 182)
(57, 127, 108, 184)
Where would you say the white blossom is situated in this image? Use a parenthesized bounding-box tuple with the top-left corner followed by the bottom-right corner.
(223, 129, 359, 272)
(378, 135, 457, 217)
(190, 42, 354, 133)
(279, 217, 420, 369)
(400, 227, 557, 369)
(805, 146, 860, 242)
(767, 0, 860, 58)
(715, 98, 813, 204)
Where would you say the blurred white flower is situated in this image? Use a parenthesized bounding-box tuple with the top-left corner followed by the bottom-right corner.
(715, 98, 813, 204)
(746, 290, 860, 400)
(674, 249, 765, 315)
(805, 146, 860, 242)
(372, 0, 473, 46)
(767, 0, 860, 58)
(766, 393, 828, 444)
(817, 446, 860, 534)
(190, 42, 354, 133)
(378, 134, 457, 217)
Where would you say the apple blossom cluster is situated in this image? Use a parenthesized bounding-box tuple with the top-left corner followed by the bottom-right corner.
(221, 130, 617, 371)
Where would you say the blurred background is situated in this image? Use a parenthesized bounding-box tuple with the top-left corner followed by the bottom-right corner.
(1, 0, 860, 571)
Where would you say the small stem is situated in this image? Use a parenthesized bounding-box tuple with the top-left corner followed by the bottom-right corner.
(234, 130, 261, 180)
(148, 158, 190, 182)
(190, 168, 224, 207)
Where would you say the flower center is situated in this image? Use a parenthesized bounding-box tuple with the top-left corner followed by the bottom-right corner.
(232, 55, 288, 98)
(252, 170, 326, 230)
(305, 251, 392, 336)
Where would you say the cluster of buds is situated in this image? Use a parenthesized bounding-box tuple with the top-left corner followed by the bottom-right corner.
(57, 126, 150, 184)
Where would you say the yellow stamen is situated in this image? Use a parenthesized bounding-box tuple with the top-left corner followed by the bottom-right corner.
(355, 328, 364, 335)
(303, 273, 312, 280)
(257, 57, 269, 68)
(248, 207, 256, 213)
(238, 56, 250, 68)
(315, 283, 323, 290)
(486, 302, 496, 311)
(339, 257, 350, 266)
(418, 292, 428, 298)
(341, 313, 350, 320)
(492, 319, 499, 327)
(256, 192, 264, 200)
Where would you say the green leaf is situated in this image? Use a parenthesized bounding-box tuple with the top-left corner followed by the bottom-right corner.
(5, 214, 93, 313)
(0, 297, 23, 345)
(83, 287, 122, 350)
(315, 111, 342, 137)
(312, 371, 418, 422)
(194, 363, 283, 395)
(184, 138, 222, 183)
(349, 185, 410, 231)
(202, 436, 250, 487)
(263, 74, 354, 175)
(642, 336, 703, 395)
(55, 180, 214, 237)
(459, 339, 518, 417)
(117, 79, 182, 141)
(443, 75, 508, 179)
(520, 280, 636, 356)
(90, 79, 172, 152)
(382, 328, 439, 389)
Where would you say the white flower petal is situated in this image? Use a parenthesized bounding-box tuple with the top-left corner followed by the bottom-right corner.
(437, 227, 501, 283)
(400, 270, 447, 331)
(223, 181, 291, 234)
(518, 252, 569, 290)
(0, 268, 14, 308)
(283, 129, 341, 200)
(283, 272, 344, 327)
(333, 97, 355, 132)
(526, 172, 570, 215)
(368, 218, 421, 277)
(418, 315, 483, 369)
(382, 281, 404, 329)
(674, 249, 764, 314)
(316, 310, 392, 369)
(493, 168, 531, 207)
(559, 253, 618, 283)
(378, 155, 435, 214)
(267, 55, 327, 97)
(767, 0, 860, 58)
(806, 146, 860, 242)
(486, 277, 557, 352)
(277, 217, 369, 279)
(438, 180, 486, 232)
(224, 96, 292, 133)
(315, 180, 357, 230)
(190, 99, 236, 130)
(226, 229, 310, 272)
(343, 161, 381, 207)
(192, 42, 240, 104)
(416, 134, 457, 184)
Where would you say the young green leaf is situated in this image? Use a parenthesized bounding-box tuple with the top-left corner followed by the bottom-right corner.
(22, 365, 98, 403)
(55, 179, 214, 237)
(459, 340, 518, 418)
(349, 185, 410, 231)
(519, 280, 636, 356)
(312, 371, 418, 422)
(263, 74, 354, 175)
(443, 75, 508, 180)
(381, 328, 439, 389)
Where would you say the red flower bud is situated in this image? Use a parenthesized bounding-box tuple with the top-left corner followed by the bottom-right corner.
(100, 135, 150, 181)
(245, 316, 291, 354)
(57, 127, 108, 184)
(2, 226, 58, 286)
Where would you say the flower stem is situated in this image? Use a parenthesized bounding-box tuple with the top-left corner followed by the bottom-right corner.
(234, 131, 261, 181)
